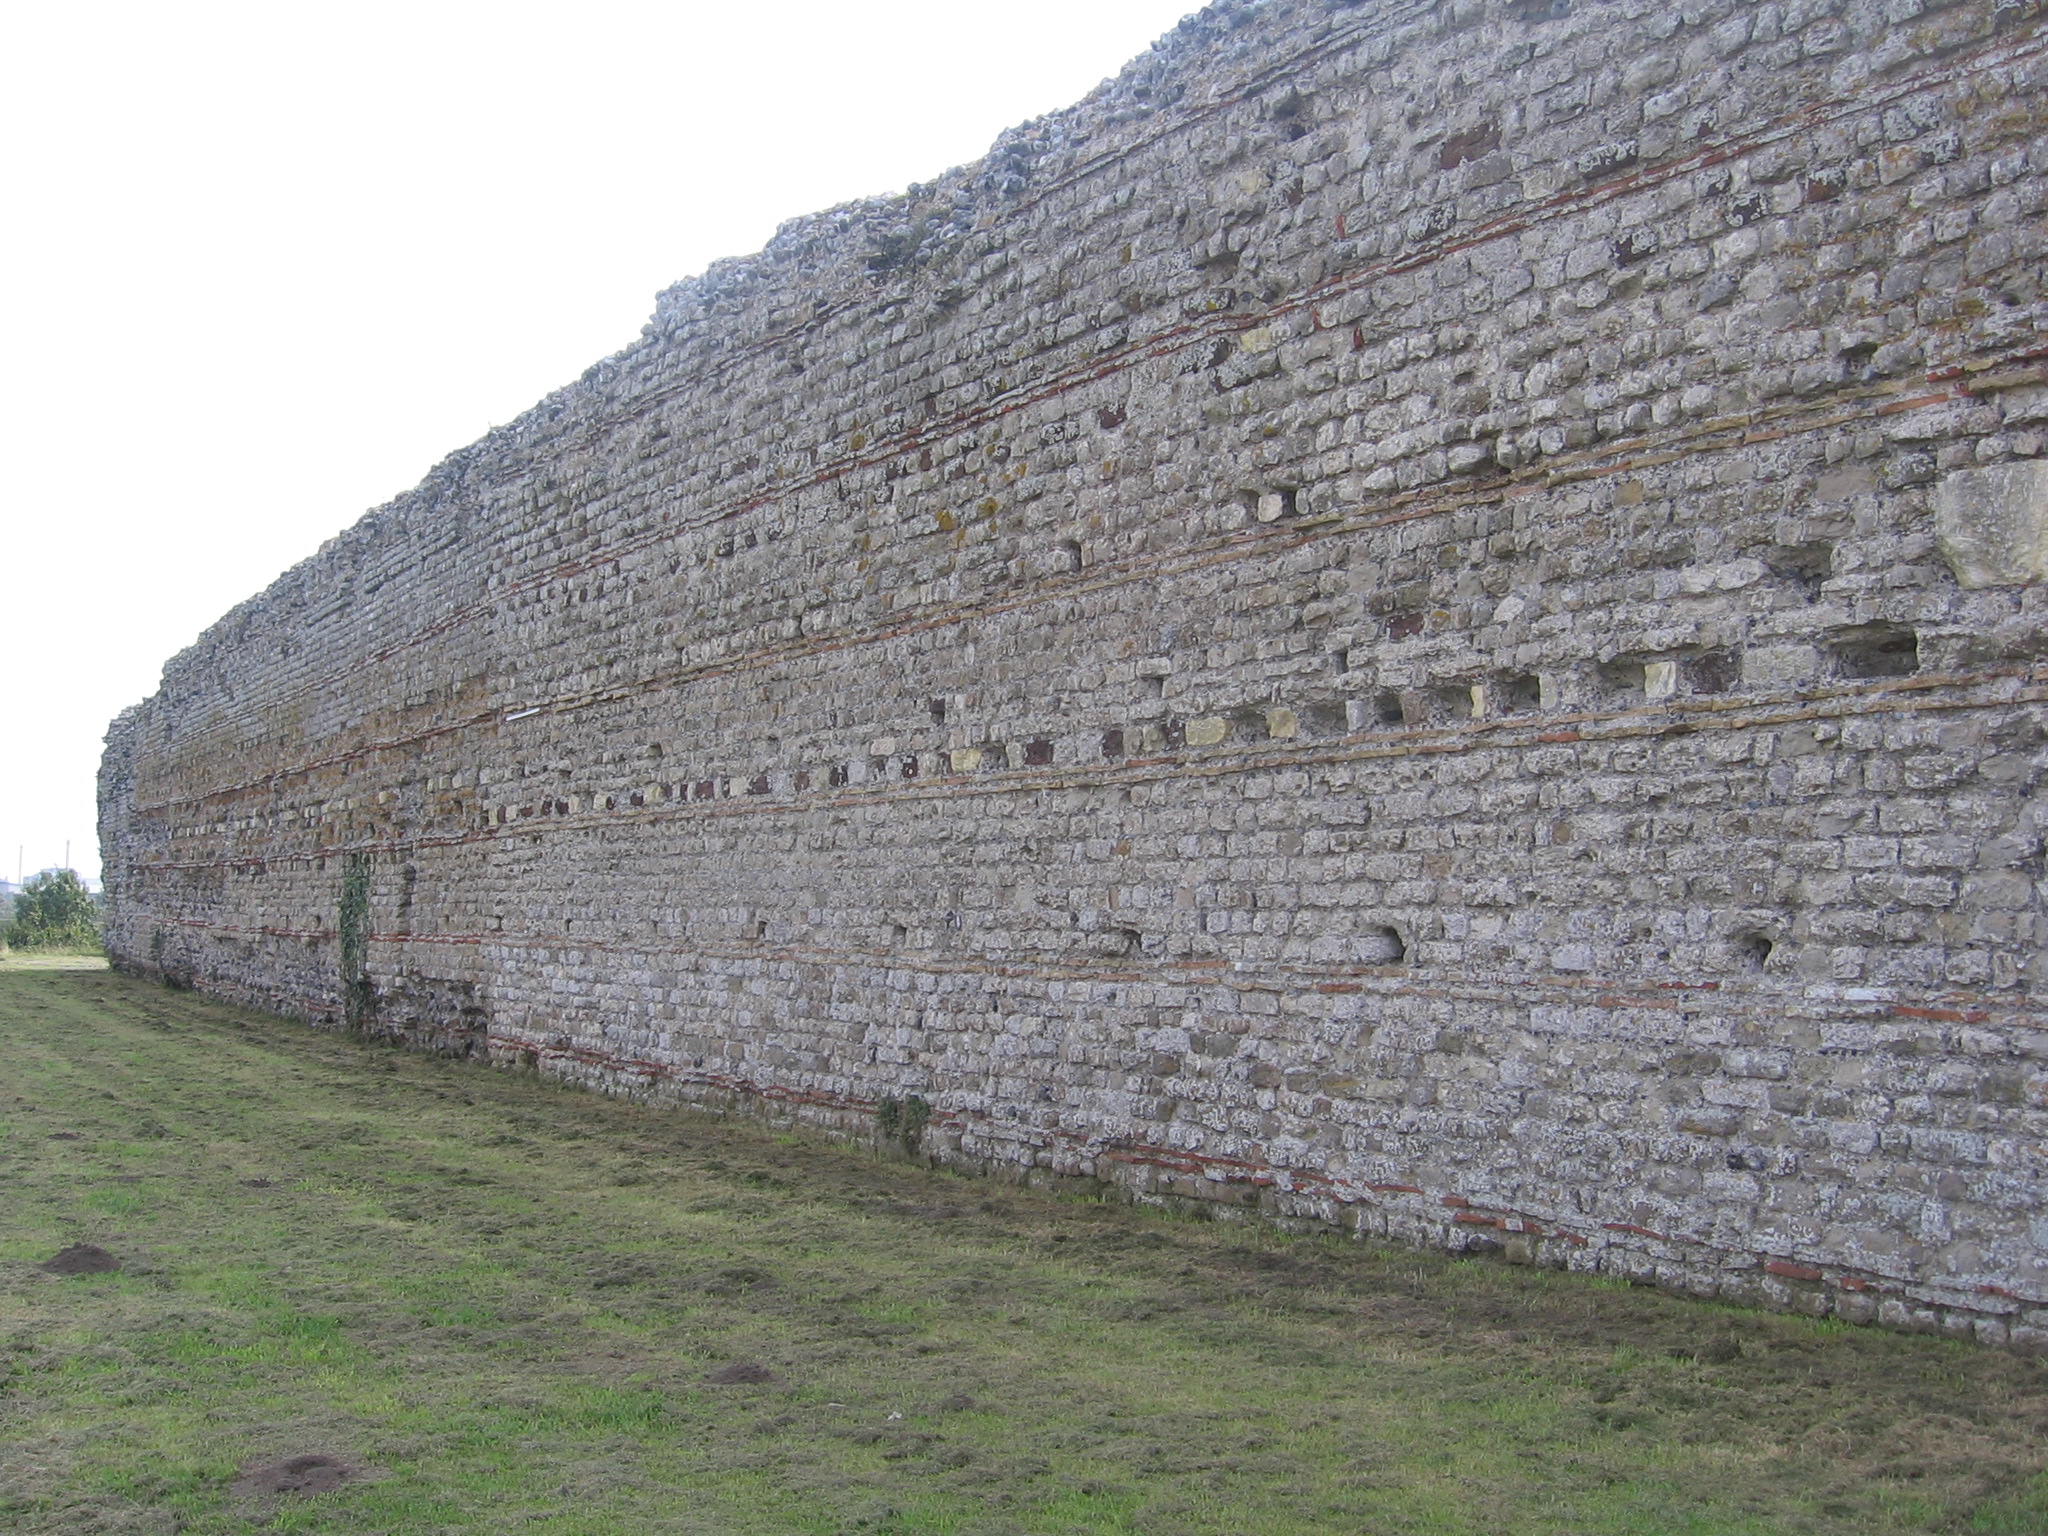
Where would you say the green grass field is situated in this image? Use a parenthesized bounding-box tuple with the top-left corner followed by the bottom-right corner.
(3, 958, 2045, 1535)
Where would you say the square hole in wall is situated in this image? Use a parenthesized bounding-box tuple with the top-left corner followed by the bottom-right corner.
(1431, 684, 1476, 720)
(1598, 659, 1648, 699)
(1829, 624, 1918, 679)
(1358, 924, 1407, 964)
(1690, 649, 1741, 694)
(1305, 702, 1350, 735)
(1765, 541, 1833, 599)
(1497, 674, 1543, 713)
(1239, 486, 1300, 523)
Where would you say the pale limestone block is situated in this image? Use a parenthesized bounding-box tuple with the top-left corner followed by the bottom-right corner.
(1935, 461, 2048, 587)
(1185, 717, 1229, 747)
(1644, 660, 1679, 701)
(1265, 706, 1298, 739)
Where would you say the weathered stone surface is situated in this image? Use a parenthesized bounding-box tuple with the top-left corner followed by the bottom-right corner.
(99, 0, 2048, 1339)
(1937, 462, 2048, 588)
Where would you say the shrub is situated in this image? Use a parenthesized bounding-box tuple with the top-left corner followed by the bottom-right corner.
(5, 869, 101, 952)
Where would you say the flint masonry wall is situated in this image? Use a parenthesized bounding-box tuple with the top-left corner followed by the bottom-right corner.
(102, 0, 2048, 1340)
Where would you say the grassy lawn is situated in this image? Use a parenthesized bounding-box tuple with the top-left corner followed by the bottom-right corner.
(2, 960, 2045, 1535)
(0, 950, 110, 970)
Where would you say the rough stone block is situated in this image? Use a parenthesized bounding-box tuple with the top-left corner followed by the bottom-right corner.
(1935, 461, 2048, 588)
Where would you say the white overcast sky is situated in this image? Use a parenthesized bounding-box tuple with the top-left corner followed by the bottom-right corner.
(0, 0, 1201, 885)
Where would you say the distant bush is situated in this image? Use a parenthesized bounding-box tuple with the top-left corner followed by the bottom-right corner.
(4, 870, 101, 952)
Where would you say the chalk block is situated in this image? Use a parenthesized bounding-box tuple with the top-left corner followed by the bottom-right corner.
(1935, 461, 2048, 588)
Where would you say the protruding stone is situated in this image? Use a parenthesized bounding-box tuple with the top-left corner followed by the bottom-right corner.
(1935, 461, 2048, 588)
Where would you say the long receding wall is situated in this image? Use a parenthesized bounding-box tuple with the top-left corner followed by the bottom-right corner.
(103, 0, 2048, 1342)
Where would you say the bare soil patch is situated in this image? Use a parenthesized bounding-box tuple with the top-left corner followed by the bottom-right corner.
(233, 1454, 362, 1496)
(39, 1244, 119, 1275)
(706, 1362, 778, 1385)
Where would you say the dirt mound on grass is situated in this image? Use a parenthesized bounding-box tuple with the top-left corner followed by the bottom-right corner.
(41, 1244, 119, 1274)
(706, 1361, 777, 1385)
(236, 1454, 360, 1495)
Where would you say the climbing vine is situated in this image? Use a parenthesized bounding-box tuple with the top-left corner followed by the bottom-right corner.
(338, 853, 374, 1028)
(876, 1093, 932, 1154)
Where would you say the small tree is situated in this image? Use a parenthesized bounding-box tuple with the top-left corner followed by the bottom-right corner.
(5, 870, 101, 952)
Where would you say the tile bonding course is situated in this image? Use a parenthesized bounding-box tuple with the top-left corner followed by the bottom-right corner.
(100, 0, 2048, 1342)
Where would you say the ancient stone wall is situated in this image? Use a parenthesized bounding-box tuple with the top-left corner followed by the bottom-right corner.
(102, 0, 2048, 1341)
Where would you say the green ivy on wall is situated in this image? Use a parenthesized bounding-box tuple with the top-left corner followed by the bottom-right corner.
(339, 852, 374, 1028)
